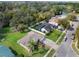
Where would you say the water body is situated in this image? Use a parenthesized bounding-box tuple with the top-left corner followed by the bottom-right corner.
(0, 45, 15, 57)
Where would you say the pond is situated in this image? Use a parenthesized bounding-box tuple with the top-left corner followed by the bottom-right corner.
(0, 45, 15, 57)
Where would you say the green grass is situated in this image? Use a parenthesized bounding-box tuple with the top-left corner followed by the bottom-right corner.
(0, 27, 29, 57)
(47, 49, 55, 57)
(0, 27, 26, 42)
(72, 42, 79, 55)
(72, 38, 79, 55)
(31, 46, 49, 57)
(46, 29, 62, 42)
(0, 40, 29, 57)
(57, 33, 65, 45)
(5, 32, 26, 42)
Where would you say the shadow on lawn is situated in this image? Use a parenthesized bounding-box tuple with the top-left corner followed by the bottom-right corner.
(0, 27, 10, 41)
(0, 27, 30, 41)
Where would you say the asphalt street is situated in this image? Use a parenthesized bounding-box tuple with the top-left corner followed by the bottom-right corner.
(55, 18, 79, 57)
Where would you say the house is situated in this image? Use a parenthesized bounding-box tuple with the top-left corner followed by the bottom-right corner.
(58, 26, 64, 31)
(48, 17, 59, 28)
(41, 23, 52, 34)
(35, 22, 52, 34)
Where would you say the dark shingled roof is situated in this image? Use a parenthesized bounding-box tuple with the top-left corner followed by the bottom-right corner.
(43, 24, 52, 32)
(35, 22, 53, 32)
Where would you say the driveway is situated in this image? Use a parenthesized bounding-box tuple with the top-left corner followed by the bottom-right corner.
(55, 18, 79, 57)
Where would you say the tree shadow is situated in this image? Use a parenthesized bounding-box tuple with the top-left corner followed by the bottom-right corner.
(0, 27, 10, 41)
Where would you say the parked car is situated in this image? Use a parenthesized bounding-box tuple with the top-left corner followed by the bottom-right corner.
(72, 33, 75, 36)
(65, 37, 67, 42)
(72, 24, 74, 27)
(72, 36, 75, 40)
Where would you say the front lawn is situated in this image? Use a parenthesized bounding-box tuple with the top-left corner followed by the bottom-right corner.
(46, 29, 62, 42)
(0, 27, 29, 56)
(57, 33, 65, 45)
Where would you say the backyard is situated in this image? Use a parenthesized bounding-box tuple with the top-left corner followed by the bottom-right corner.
(0, 27, 30, 57)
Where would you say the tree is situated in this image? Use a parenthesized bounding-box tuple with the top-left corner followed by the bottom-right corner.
(0, 1, 78, 32)
(65, 5, 74, 13)
(75, 27, 79, 48)
(60, 19, 70, 29)
(67, 13, 76, 21)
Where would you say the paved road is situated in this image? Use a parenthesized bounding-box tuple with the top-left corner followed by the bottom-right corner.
(55, 18, 79, 57)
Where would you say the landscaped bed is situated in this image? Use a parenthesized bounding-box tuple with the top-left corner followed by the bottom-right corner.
(27, 39, 50, 57)
(46, 29, 62, 42)
(31, 46, 49, 57)
(0, 27, 29, 57)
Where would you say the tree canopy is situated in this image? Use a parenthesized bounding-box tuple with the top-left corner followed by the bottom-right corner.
(0, 1, 79, 31)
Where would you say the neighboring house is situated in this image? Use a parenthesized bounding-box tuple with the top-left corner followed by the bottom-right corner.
(49, 17, 59, 28)
(58, 26, 64, 31)
(48, 16, 66, 31)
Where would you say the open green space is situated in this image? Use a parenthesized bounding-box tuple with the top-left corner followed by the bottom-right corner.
(46, 29, 62, 42)
(0, 27, 29, 57)
(0, 27, 27, 42)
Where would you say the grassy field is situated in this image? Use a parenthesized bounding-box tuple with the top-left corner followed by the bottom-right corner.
(0, 27, 29, 57)
(46, 29, 62, 42)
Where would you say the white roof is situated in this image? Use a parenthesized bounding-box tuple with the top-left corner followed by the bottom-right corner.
(49, 21, 58, 26)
